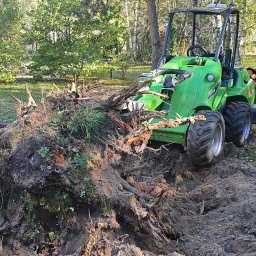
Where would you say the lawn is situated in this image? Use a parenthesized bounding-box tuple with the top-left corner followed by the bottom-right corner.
(0, 80, 65, 123)
(0, 78, 135, 124)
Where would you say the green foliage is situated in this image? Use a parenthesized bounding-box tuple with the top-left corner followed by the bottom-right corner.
(41, 113, 64, 133)
(37, 146, 50, 158)
(79, 175, 95, 200)
(48, 231, 56, 241)
(100, 196, 112, 215)
(22, 193, 44, 243)
(68, 104, 107, 140)
(231, 146, 256, 162)
(49, 113, 62, 125)
(56, 135, 69, 147)
(72, 153, 92, 172)
(182, 170, 194, 181)
(0, 0, 25, 82)
(113, 52, 134, 79)
(39, 191, 72, 220)
(26, 0, 125, 81)
(81, 61, 116, 78)
(240, 0, 256, 53)
(242, 55, 256, 68)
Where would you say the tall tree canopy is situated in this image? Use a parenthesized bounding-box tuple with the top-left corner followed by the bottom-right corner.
(0, 0, 255, 82)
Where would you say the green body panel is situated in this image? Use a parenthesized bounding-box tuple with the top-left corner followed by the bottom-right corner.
(136, 57, 255, 145)
(151, 125, 188, 144)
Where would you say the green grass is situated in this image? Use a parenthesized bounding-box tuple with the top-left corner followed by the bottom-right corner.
(0, 77, 136, 124)
(111, 65, 151, 79)
(0, 80, 67, 123)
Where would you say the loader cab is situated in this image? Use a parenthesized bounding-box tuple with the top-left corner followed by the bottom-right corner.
(159, 4, 240, 84)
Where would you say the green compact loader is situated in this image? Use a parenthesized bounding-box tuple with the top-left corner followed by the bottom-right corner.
(133, 4, 255, 167)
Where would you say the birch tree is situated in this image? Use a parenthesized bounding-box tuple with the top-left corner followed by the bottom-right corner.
(124, 0, 141, 61)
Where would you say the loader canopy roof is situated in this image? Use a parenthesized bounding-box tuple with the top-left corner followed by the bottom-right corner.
(160, 5, 240, 76)
(170, 7, 239, 16)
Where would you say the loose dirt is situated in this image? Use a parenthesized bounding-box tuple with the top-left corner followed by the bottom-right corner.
(0, 85, 256, 256)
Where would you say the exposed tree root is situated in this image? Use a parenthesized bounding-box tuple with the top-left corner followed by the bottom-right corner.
(104, 80, 152, 110)
(108, 115, 205, 154)
(1, 80, 210, 255)
(82, 219, 108, 256)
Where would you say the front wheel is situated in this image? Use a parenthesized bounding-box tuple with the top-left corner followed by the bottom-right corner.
(187, 110, 225, 167)
(224, 101, 252, 147)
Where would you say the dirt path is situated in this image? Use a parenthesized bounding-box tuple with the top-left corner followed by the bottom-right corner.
(105, 140, 256, 256)
(169, 157, 256, 256)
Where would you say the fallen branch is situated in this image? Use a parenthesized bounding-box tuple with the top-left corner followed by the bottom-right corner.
(65, 97, 90, 101)
(80, 83, 103, 93)
(11, 94, 24, 116)
(108, 111, 133, 132)
(146, 115, 205, 130)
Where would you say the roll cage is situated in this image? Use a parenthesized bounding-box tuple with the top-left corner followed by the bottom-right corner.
(161, 6, 240, 78)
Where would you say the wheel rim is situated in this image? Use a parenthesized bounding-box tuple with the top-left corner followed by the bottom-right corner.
(242, 113, 252, 140)
(212, 124, 223, 157)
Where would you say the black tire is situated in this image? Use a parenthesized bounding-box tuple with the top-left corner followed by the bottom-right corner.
(224, 101, 252, 147)
(187, 110, 225, 167)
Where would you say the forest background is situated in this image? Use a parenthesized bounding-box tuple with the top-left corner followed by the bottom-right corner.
(0, 0, 255, 82)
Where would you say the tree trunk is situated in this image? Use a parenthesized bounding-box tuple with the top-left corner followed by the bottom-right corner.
(124, 0, 133, 53)
(192, 0, 200, 45)
(147, 0, 160, 69)
(132, 0, 139, 60)
(236, 0, 247, 65)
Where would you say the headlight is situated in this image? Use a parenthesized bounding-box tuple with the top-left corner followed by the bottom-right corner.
(207, 74, 215, 82)
(127, 100, 146, 111)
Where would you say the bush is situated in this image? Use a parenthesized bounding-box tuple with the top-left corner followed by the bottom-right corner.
(0, 68, 17, 83)
(112, 52, 134, 79)
(81, 61, 117, 79)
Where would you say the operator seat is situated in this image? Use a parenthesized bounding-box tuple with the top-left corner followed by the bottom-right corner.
(221, 49, 232, 78)
(221, 49, 233, 86)
(222, 48, 232, 69)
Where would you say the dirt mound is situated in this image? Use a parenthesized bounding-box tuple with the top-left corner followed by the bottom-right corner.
(0, 85, 256, 255)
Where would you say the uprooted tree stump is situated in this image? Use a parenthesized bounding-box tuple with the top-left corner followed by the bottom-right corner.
(0, 80, 205, 255)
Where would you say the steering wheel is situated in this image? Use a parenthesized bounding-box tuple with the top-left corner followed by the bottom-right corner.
(187, 45, 208, 57)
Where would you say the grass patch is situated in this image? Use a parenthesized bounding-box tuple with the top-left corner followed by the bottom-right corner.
(67, 104, 107, 140)
(0, 77, 135, 124)
(0, 80, 67, 123)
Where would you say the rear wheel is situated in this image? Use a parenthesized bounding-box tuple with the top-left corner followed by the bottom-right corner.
(224, 101, 252, 147)
(187, 110, 225, 167)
